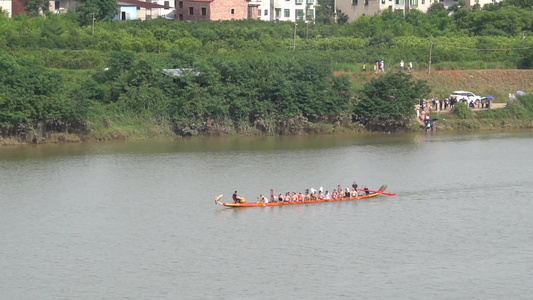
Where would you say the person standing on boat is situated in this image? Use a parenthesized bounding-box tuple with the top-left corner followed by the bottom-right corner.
(363, 186, 370, 195)
(232, 191, 241, 204)
(352, 181, 358, 191)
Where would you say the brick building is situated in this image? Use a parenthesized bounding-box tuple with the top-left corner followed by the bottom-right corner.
(175, 0, 256, 21)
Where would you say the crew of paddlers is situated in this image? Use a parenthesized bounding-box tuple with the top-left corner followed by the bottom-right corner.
(251, 181, 370, 204)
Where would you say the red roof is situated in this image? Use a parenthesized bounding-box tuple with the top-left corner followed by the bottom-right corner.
(118, 0, 170, 9)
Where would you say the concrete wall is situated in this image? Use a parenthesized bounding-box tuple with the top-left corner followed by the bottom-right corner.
(0, 0, 12, 17)
(210, 0, 248, 20)
(113, 5, 137, 20)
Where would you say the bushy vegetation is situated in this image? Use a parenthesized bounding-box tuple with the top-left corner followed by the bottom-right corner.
(0, 0, 532, 141)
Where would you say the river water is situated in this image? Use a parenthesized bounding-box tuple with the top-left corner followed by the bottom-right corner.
(1, 131, 532, 299)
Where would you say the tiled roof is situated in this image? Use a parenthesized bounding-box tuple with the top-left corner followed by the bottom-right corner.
(118, 0, 170, 9)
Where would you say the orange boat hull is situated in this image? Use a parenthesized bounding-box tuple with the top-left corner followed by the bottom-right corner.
(215, 185, 388, 208)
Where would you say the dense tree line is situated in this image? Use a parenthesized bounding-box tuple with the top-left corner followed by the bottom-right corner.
(0, 0, 532, 138)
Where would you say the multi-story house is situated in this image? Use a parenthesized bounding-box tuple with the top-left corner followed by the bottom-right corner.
(256, 0, 316, 22)
(0, 0, 26, 17)
(114, 0, 173, 20)
(174, 0, 315, 22)
(175, 0, 255, 21)
(0, 0, 13, 16)
(336, 0, 500, 22)
(336, 0, 435, 22)
(0, 0, 174, 19)
(440, 0, 500, 9)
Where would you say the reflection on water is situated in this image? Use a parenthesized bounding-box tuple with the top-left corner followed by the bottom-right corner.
(1, 130, 533, 299)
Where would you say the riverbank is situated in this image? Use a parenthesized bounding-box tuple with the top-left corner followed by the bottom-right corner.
(1, 70, 532, 146)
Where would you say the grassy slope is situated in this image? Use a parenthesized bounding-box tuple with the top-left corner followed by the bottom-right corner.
(410, 69, 533, 102)
(340, 69, 533, 102)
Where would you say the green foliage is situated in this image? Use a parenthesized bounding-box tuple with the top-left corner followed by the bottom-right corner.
(25, 0, 50, 17)
(450, 102, 473, 119)
(1, 7, 533, 138)
(76, 0, 119, 25)
(108, 50, 135, 72)
(355, 72, 431, 130)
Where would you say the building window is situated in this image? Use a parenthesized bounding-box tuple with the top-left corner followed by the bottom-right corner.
(231, 8, 235, 14)
(179, 1, 183, 8)
(382, 0, 385, 3)
(284, 8, 290, 17)
(55, 1, 60, 10)
(189, 7, 193, 15)
(421, 0, 424, 3)
(201, 7, 206, 15)
(306, 0, 313, 3)
(411, 0, 417, 6)
(388, 5, 392, 8)
(296, 8, 303, 19)
(352, 0, 357, 4)
(395, 0, 403, 4)
(164, 1, 169, 7)
(275, 8, 281, 18)
(306, 8, 313, 18)
(364, 0, 368, 5)
(178, 14, 183, 20)
(296, 0, 303, 4)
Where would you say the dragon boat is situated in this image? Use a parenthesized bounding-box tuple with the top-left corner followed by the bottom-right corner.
(215, 185, 394, 208)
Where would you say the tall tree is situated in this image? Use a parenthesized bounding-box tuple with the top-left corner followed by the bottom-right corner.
(25, 0, 50, 16)
(76, 0, 119, 26)
(355, 72, 430, 131)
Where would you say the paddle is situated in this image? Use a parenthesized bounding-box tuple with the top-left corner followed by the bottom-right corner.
(357, 189, 396, 196)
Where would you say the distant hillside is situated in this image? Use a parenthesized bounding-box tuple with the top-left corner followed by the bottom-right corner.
(411, 69, 533, 102)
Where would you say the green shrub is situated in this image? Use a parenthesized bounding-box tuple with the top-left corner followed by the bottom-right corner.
(450, 103, 473, 119)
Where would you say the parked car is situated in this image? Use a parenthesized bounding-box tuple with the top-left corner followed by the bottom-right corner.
(449, 91, 482, 104)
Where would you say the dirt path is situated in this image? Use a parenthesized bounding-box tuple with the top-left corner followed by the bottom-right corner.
(434, 102, 506, 113)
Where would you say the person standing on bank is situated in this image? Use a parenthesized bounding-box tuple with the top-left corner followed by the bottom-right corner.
(400, 60, 405, 72)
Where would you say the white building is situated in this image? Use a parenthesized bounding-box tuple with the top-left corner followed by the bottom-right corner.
(337, 0, 501, 22)
(337, 0, 436, 22)
(46, 0, 176, 20)
(0, 0, 12, 17)
(256, 0, 316, 22)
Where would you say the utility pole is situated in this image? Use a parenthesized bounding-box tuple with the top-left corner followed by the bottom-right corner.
(293, 22, 298, 50)
(428, 40, 433, 75)
(333, 0, 337, 23)
(92, 13, 96, 35)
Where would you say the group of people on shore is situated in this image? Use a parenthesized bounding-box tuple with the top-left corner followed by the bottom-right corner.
(417, 96, 491, 117)
(363, 60, 413, 74)
(246, 181, 370, 204)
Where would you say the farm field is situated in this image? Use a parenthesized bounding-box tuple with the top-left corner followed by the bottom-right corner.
(412, 69, 533, 102)
(340, 69, 533, 102)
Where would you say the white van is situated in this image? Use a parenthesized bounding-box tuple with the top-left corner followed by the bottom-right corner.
(449, 91, 482, 104)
